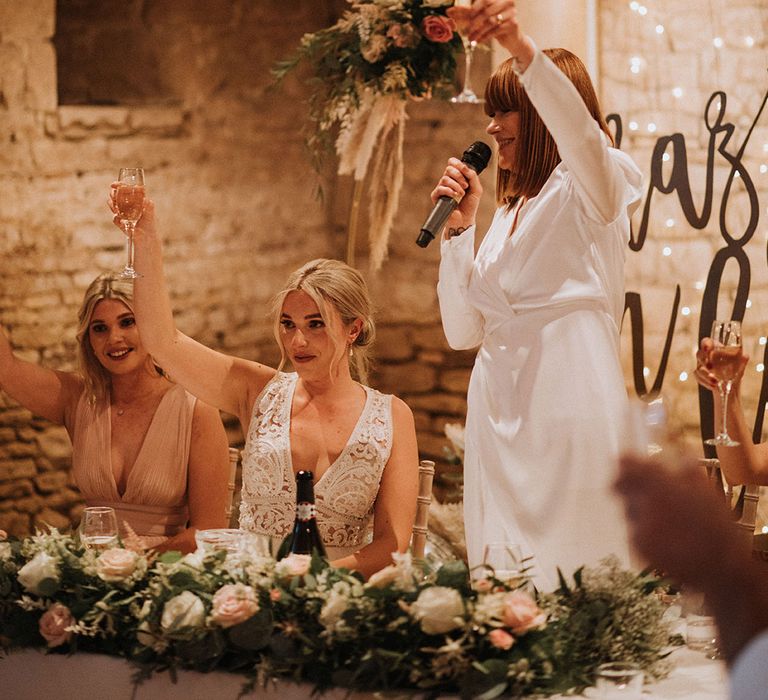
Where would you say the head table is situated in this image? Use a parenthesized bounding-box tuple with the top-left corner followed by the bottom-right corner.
(0, 646, 726, 700)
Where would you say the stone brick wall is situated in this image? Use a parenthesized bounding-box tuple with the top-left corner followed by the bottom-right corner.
(1, 0, 767, 535)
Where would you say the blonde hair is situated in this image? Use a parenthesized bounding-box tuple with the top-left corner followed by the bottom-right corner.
(270, 259, 375, 383)
(484, 48, 614, 207)
(75, 273, 160, 403)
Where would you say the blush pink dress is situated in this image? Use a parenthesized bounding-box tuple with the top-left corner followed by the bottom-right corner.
(67, 384, 195, 548)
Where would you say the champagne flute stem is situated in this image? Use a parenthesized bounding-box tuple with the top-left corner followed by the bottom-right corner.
(719, 381, 732, 439)
(464, 39, 476, 95)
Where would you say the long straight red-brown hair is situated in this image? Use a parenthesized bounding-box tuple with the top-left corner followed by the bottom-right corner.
(484, 48, 614, 208)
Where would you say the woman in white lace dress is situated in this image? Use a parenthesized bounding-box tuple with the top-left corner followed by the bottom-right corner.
(110, 196, 419, 578)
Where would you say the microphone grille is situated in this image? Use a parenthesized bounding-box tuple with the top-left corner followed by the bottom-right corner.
(461, 141, 493, 174)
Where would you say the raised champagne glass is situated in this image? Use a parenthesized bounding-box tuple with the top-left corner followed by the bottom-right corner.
(115, 167, 145, 279)
(451, 0, 482, 104)
(705, 319, 742, 447)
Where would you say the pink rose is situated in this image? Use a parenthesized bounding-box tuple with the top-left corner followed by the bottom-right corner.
(269, 589, 282, 602)
(472, 577, 493, 593)
(39, 603, 74, 647)
(96, 548, 138, 581)
(501, 591, 546, 634)
(421, 15, 456, 43)
(488, 628, 515, 650)
(211, 583, 260, 628)
(0, 529, 7, 540)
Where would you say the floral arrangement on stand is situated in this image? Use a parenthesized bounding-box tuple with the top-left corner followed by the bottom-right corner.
(272, 0, 463, 270)
(0, 528, 674, 697)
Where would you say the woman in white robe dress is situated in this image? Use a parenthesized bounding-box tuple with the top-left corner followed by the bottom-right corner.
(434, 1, 643, 590)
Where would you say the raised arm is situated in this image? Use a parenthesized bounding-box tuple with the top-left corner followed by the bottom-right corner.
(114, 195, 275, 424)
(466, 0, 642, 224)
(332, 396, 419, 579)
(0, 323, 82, 426)
(153, 398, 231, 554)
(695, 337, 768, 485)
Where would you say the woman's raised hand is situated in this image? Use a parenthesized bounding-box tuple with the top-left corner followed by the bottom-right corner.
(448, 0, 533, 67)
(695, 336, 749, 393)
(108, 183, 157, 238)
(429, 156, 483, 238)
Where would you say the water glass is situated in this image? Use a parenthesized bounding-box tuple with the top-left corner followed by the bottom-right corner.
(195, 528, 243, 554)
(482, 542, 523, 584)
(686, 615, 718, 652)
(79, 506, 119, 550)
(595, 662, 644, 699)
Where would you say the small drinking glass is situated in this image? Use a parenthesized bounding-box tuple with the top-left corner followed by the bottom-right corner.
(705, 319, 742, 447)
(114, 167, 146, 279)
(482, 542, 523, 584)
(686, 615, 719, 653)
(595, 662, 644, 699)
(79, 506, 119, 551)
(195, 528, 243, 554)
(450, 0, 482, 104)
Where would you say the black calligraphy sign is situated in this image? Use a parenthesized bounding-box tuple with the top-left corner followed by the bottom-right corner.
(610, 84, 768, 451)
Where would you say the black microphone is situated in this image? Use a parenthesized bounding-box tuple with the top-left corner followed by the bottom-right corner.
(416, 141, 492, 248)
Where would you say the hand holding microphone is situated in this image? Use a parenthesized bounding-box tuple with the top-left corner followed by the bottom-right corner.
(416, 141, 492, 248)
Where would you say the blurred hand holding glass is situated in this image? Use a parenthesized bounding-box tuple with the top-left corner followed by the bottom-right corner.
(79, 506, 119, 550)
(450, 0, 482, 104)
(705, 319, 742, 447)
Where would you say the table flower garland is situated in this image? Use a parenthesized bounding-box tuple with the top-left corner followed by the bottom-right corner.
(0, 529, 672, 698)
(272, 0, 463, 270)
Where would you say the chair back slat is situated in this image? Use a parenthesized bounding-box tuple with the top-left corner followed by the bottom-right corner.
(411, 460, 435, 560)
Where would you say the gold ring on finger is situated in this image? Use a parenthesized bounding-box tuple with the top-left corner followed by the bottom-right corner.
(495, 13, 505, 25)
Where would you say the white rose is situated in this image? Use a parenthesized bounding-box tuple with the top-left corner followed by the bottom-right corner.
(421, 0, 452, 7)
(161, 591, 206, 632)
(319, 590, 350, 629)
(410, 586, 465, 634)
(17, 551, 60, 595)
(96, 548, 139, 582)
(0, 542, 12, 560)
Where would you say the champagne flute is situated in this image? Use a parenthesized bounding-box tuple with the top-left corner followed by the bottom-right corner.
(451, 0, 482, 104)
(114, 167, 145, 279)
(705, 320, 742, 447)
(79, 506, 119, 551)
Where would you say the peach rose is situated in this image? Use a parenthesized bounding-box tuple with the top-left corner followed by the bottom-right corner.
(269, 589, 282, 602)
(488, 628, 515, 650)
(211, 583, 260, 628)
(0, 529, 7, 540)
(39, 603, 74, 647)
(501, 591, 547, 635)
(96, 548, 138, 582)
(421, 15, 456, 43)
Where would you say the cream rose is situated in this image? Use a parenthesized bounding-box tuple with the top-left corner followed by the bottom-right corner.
(410, 586, 465, 634)
(275, 553, 311, 578)
(421, 15, 456, 43)
(17, 551, 59, 595)
(0, 541, 12, 560)
(501, 591, 547, 634)
(161, 591, 206, 631)
(319, 589, 350, 629)
(39, 603, 74, 647)
(210, 583, 260, 628)
(488, 628, 515, 650)
(96, 548, 138, 582)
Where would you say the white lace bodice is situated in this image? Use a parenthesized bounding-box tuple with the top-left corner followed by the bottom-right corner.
(239, 372, 393, 551)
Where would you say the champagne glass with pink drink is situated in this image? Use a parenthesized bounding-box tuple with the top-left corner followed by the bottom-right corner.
(705, 319, 742, 447)
(114, 168, 145, 279)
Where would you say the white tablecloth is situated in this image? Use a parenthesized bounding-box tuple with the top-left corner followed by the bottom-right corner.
(0, 646, 727, 700)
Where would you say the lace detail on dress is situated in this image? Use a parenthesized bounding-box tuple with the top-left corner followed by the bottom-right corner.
(239, 372, 393, 550)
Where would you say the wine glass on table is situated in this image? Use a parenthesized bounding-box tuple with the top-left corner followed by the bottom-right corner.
(79, 506, 119, 551)
(482, 542, 523, 586)
(114, 167, 145, 279)
(705, 320, 742, 447)
(451, 0, 482, 104)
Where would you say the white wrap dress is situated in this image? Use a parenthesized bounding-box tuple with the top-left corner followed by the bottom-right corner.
(437, 49, 643, 590)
